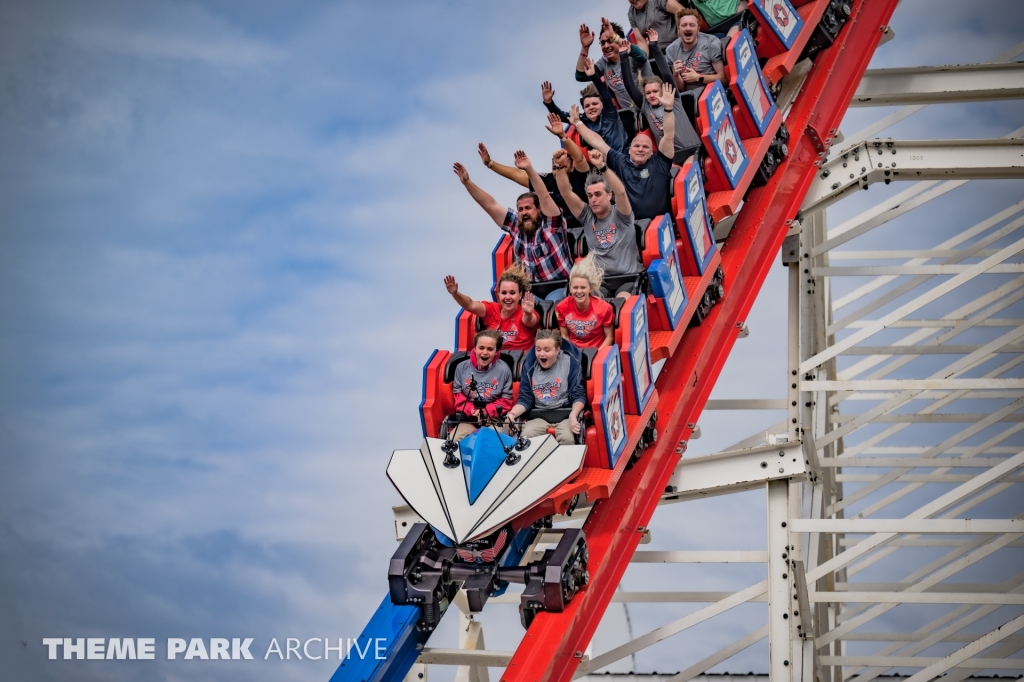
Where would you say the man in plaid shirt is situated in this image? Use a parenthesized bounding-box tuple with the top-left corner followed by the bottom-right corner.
(453, 149, 573, 301)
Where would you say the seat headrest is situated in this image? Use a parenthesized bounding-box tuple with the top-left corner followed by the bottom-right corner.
(444, 351, 471, 384)
(609, 297, 627, 327)
(445, 350, 522, 384)
(579, 347, 600, 381)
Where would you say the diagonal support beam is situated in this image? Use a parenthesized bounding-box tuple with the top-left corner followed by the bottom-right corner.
(583, 580, 768, 673)
(800, 237, 1024, 373)
(666, 625, 769, 682)
(902, 612, 1024, 682)
(805, 450, 1024, 583)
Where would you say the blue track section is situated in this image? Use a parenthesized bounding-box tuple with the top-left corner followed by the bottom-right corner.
(333, 525, 540, 680)
(329, 596, 429, 682)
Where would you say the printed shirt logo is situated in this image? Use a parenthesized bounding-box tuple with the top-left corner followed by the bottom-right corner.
(566, 318, 599, 338)
(465, 377, 500, 400)
(640, 168, 650, 179)
(533, 377, 563, 401)
(594, 221, 617, 248)
(499, 328, 518, 344)
(605, 68, 624, 89)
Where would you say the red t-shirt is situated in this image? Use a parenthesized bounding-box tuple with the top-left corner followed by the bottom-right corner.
(481, 301, 539, 352)
(556, 296, 614, 348)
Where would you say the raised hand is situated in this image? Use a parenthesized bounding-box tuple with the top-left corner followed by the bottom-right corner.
(477, 143, 492, 167)
(583, 57, 596, 77)
(600, 16, 613, 38)
(545, 112, 565, 138)
(521, 292, 536, 315)
(453, 162, 470, 183)
(552, 149, 570, 171)
(660, 82, 677, 110)
(541, 81, 555, 104)
(568, 104, 582, 126)
(513, 150, 531, 171)
(579, 24, 594, 49)
(646, 27, 659, 44)
(589, 147, 606, 168)
(617, 37, 630, 54)
(444, 275, 459, 295)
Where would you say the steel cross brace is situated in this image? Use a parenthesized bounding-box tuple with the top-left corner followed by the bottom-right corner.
(498, 1, 901, 680)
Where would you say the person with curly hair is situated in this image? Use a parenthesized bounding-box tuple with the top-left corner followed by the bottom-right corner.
(443, 264, 540, 352)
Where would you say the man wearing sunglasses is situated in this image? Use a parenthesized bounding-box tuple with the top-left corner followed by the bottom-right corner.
(574, 18, 652, 139)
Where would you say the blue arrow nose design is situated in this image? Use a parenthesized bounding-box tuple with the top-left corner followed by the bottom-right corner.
(460, 428, 517, 505)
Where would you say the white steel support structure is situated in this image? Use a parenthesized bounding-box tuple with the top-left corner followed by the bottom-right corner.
(570, 39, 1024, 682)
(400, 39, 1024, 682)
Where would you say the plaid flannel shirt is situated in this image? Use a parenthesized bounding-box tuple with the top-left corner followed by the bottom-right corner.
(501, 209, 573, 283)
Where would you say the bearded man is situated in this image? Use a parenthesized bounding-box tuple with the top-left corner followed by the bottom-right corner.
(454, 153, 573, 301)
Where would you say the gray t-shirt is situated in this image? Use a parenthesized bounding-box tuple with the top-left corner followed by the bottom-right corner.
(453, 356, 512, 406)
(642, 99, 702, 155)
(628, 0, 678, 51)
(579, 204, 642, 276)
(666, 33, 723, 92)
(597, 56, 652, 114)
(528, 351, 572, 409)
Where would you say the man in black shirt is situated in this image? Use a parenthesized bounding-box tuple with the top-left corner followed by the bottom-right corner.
(570, 83, 680, 221)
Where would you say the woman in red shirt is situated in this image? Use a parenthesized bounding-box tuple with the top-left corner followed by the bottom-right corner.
(443, 264, 540, 352)
(555, 255, 615, 348)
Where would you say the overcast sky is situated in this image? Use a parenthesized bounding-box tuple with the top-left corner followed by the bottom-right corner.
(1, 2, 1022, 681)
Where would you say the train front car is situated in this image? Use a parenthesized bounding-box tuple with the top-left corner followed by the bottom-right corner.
(389, 353, 592, 630)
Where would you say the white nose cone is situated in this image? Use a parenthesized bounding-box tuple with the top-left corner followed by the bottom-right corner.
(387, 431, 586, 545)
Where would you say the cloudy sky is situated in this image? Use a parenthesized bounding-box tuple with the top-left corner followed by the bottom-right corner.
(1, 1, 1022, 681)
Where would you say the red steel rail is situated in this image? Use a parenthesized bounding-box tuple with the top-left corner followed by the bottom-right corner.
(500, 1, 900, 679)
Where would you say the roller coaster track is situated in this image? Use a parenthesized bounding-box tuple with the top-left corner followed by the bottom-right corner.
(500, 2, 900, 679)
(335, 1, 901, 680)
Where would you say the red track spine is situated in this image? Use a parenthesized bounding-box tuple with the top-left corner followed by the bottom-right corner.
(500, 1, 900, 679)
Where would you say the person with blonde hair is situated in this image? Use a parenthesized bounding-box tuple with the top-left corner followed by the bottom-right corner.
(444, 264, 539, 352)
(556, 255, 615, 349)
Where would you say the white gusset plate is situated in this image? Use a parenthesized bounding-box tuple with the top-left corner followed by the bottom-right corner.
(387, 437, 586, 545)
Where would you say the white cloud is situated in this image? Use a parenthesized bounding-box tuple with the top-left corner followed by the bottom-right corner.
(1, 0, 1021, 679)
